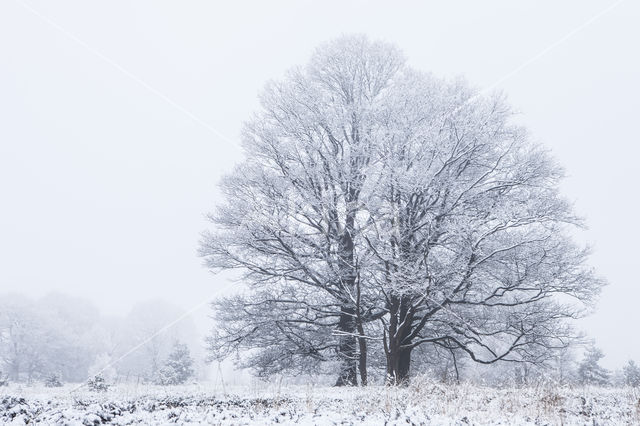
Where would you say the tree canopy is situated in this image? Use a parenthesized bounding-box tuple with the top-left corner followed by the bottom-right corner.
(201, 35, 604, 385)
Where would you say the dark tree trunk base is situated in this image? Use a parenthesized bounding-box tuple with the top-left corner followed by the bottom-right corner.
(386, 347, 412, 386)
(335, 367, 358, 386)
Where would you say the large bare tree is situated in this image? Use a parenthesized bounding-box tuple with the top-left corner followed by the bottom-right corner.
(363, 73, 603, 383)
(200, 35, 603, 385)
(201, 36, 402, 385)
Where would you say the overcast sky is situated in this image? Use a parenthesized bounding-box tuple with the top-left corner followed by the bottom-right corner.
(1, 0, 638, 369)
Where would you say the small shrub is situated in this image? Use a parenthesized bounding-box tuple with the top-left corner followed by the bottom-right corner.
(0, 371, 8, 387)
(87, 374, 109, 392)
(154, 342, 194, 386)
(44, 373, 63, 388)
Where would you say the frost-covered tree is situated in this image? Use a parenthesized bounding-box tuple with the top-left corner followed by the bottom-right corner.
(114, 301, 198, 382)
(201, 35, 403, 386)
(0, 294, 99, 383)
(44, 373, 63, 388)
(577, 345, 610, 386)
(0, 296, 43, 381)
(87, 374, 109, 392)
(543, 345, 578, 385)
(155, 342, 194, 385)
(622, 360, 640, 387)
(0, 294, 202, 384)
(361, 73, 602, 383)
(201, 35, 603, 385)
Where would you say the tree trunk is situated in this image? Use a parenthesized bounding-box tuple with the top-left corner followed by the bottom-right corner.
(335, 209, 359, 386)
(335, 306, 357, 386)
(355, 270, 367, 386)
(385, 295, 413, 385)
(397, 346, 411, 383)
(386, 345, 412, 385)
(357, 322, 367, 386)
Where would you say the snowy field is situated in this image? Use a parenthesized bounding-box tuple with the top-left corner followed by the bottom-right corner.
(2, 380, 639, 425)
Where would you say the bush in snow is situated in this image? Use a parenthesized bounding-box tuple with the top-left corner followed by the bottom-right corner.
(0, 371, 8, 387)
(44, 373, 63, 388)
(87, 374, 110, 392)
(155, 342, 194, 385)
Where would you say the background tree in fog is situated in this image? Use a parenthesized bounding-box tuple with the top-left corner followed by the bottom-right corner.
(113, 300, 200, 383)
(0, 294, 203, 384)
(155, 342, 194, 385)
(577, 345, 610, 386)
(201, 35, 603, 385)
(0, 294, 100, 383)
(622, 360, 640, 387)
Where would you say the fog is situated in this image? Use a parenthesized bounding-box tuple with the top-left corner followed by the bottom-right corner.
(1, 0, 639, 371)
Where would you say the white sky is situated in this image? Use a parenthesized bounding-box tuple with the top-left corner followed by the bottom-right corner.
(1, 0, 638, 369)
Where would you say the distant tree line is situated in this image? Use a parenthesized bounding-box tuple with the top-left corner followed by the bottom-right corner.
(0, 293, 200, 386)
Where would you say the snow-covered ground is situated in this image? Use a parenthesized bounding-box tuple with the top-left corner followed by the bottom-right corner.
(2, 380, 639, 425)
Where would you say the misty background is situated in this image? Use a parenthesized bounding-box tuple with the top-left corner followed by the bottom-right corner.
(1, 0, 638, 370)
